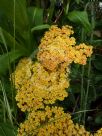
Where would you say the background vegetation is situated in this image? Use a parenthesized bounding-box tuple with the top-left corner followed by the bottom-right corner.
(0, 0, 102, 135)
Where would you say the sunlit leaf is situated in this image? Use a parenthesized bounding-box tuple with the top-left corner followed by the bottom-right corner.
(68, 10, 92, 32)
(31, 24, 50, 32)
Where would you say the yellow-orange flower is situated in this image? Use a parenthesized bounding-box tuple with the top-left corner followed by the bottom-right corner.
(18, 106, 92, 136)
(11, 25, 94, 136)
(12, 58, 69, 112)
(37, 25, 93, 71)
(94, 128, 102, 136)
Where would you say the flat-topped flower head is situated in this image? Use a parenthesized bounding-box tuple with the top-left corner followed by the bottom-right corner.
(18, 106, 92, 136)
(17, 106, 73, 136)
(13, 58, 69, 112)
(37, 25, 93, 71)
(94, 128, 102, 136)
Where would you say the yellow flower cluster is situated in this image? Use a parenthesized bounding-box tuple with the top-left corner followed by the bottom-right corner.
(94, 128, 102, 136)
(13, 58, 69, 112)
(37, 25, 93, 71)
(11, 25, 102, 136)
(74, 43, 93, 65)
(18, 106, 92, 136)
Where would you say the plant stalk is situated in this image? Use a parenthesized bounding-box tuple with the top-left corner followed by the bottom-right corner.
(83, 1, 94, 124)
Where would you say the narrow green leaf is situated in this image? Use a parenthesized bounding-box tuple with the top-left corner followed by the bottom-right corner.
(0, 0, 31, 50)
(31, 24, 50, 32)
(0, 50, 23, 75)
(0, 122, 17, 136)
(68, 10, 92, 32)
(48, 0, 56, 23)
(0, 80, 13, 124)
(0, 0, 29, 32)
(28, 7, 43, 27)
(0, 27, 25, 51)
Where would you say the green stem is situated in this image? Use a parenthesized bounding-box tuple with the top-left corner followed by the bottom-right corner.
(79, 65, 85, 123)
(11, 0, 16, 121)
(83, 1, 94, 124)
(0, 80, 13, 125)
(65, 0, 71, 14)
(83, 57, 91, 122)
